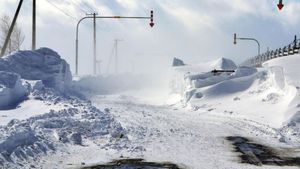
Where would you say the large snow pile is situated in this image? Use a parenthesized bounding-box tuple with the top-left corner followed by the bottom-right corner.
(0, 48, 72, 91)
(0, 72, 27, 109)
(0, 48, 72, 110)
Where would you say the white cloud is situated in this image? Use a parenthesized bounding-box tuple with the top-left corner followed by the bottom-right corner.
(159, 1, 218, 32)
(116, 0, 138, 11)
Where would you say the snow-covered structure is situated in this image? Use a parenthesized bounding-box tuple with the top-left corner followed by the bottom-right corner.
(170, 57, 239, 100)
(172, 57, 185, 67)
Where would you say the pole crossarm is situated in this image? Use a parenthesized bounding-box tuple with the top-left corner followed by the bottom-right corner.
(75, 13, 153, 75)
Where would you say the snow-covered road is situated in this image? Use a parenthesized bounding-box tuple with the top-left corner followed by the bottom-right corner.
(73, 94, 298, 169)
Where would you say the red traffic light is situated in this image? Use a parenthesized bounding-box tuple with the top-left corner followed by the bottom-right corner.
(277, 4, 284, 10)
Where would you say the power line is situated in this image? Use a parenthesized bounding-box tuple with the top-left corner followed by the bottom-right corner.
(68, 0, 89, 14)
(73, 0, 95, 13)
(44, 0, 77, 21)
(82, 1, 96, 12)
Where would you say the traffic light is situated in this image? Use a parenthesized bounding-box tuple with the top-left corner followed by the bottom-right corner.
(234, 33, 237, 45)
(149, 10, 154, 27)
(277, 0, 284, 10)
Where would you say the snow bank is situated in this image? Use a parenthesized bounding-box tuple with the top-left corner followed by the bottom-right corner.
(0, 88, 126, 168)
(0, 48, 72, 91)
(263, 55, 300, 143)
(0, 71, 27, 109)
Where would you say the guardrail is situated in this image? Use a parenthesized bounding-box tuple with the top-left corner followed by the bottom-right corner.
(240, 37, 300, 67)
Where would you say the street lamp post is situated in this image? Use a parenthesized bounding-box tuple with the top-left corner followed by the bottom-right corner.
(75, 11, 154, 75)
(234, 33, 261, 55)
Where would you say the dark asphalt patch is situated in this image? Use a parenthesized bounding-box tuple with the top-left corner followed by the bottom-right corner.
(227, 136, 300, 167)
(81, 158, 183, 169)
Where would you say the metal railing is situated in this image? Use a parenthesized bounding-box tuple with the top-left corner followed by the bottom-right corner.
(240, 38, 300, 67)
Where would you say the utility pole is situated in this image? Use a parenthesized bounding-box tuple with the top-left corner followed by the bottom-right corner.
(86, 13, 98, 75)
(96, 60, 101, 74)
(114, 39, 123, 74)
(32, 0, 36, 50)
(0, 0, 24, 57)
(93, 13, 97, 75)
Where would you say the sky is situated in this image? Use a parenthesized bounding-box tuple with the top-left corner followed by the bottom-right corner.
(1, 0, 300, 75)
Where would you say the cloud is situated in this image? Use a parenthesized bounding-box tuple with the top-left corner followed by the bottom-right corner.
(116, 0, 138, 11)
(159, 1, 218, 32)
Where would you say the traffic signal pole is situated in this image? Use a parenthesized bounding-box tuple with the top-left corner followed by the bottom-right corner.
(234, 33, 261, 55)
(86, 13, 98, 75)
(93, 13, 96, 75)
(75, 11, 154, 75)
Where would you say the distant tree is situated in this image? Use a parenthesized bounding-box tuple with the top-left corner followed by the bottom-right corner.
(0, 14, 25, 55)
